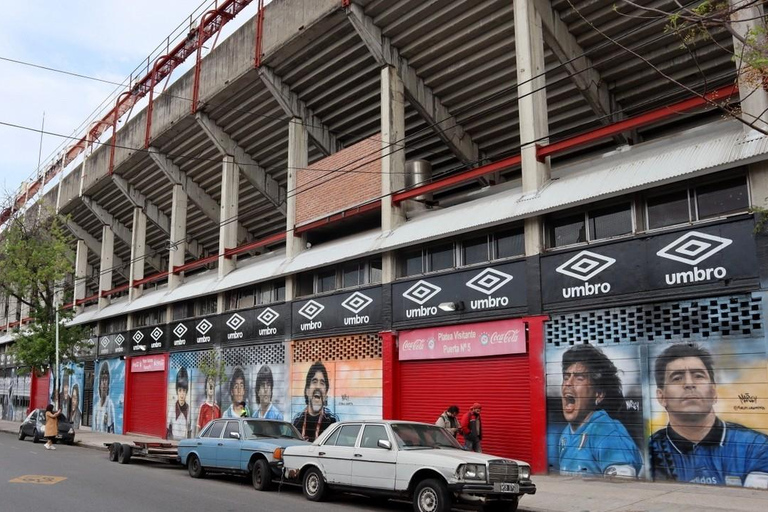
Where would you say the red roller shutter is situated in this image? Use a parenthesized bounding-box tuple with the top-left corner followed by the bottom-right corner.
(32, 371, 51, 411)
(125, 357, 167, 438)
(398, 355, 532, 463)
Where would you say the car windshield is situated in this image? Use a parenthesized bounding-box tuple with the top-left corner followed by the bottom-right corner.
(244, 420, 303, 440)
(390, 423, 463, 450)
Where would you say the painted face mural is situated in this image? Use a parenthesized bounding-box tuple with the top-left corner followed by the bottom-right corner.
(547, 344, 643, 479)
(546, 332, 768, 490)
(92, 359, 125, 434)
(168, 347, 288, 439)
(290, 358, 382, 443)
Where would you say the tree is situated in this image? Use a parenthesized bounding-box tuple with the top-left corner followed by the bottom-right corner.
(0, 207, 86, 373)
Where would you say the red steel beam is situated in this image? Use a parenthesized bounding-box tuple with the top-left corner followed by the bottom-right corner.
(76, 293, 99, 306)
(173, 254, 219, 274)
(224, 231, 286, 257)
(537, 84, 739, 160)
(294, 200, 383, 234)
(102, 283, 130, 297)
(254, 0, 265, 68)
(1, 0, 256, 228)
(392, 155, 522, 204)
(132, 271, 170, 288)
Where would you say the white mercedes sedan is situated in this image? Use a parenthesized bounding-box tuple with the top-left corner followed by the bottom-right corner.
(282, 420, 535, 512)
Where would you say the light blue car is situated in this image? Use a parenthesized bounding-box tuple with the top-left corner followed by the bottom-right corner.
(178, 418, 309, 491)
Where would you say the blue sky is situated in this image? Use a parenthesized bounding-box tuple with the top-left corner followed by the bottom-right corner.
(0, 0, 259, 206)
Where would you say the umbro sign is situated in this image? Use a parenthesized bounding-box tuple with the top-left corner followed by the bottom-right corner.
(291, 287, 382, 337)
(541, 219, 757, 305)
(392, 261, 527, 324)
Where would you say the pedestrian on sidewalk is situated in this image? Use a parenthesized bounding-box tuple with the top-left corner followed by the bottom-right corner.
(461, 403, 483, 452)
(44, 404, 61, 450)
(435, 405, 461, 438)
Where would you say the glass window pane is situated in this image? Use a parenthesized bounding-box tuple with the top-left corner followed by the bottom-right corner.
(462, 236, 489, 266)
(275, 283, 286, 302)
(647, 190, 689, 229)
(369, 259, 382, 284)
(259, 286, 272, 305)
(297, 273, 314, 297)
(336, 425, 362, 447)
(495, 229, 524, 259)
(428, 243, 454, 272)
(588, 203, 632, 240)
(342, 263, 362, 288)
(323, 426, 341, 446)
(317, 269, 336, 293)
(361, 425, 389, 448)
(402, 250, 423, 276)
(548, 214, 586, 247)
(696, 176, 749, 219)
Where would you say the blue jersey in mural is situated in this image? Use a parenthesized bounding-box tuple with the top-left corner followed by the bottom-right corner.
(557, 410, 643, 477)
(650, 419, 768, 487)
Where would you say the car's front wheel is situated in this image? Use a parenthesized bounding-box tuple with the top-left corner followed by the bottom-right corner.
(413, 478, 451, 512)
(18, 428, 25, 441)
(302, 467, 327, 502)
(252, 458, 272, 491)
(32, 429, 41, 444)
(187, 454, 205, 478)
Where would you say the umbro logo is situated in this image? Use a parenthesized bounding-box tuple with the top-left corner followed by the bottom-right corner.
(173, 323, 187, 338)
(466, 268, 513, 295)
(151, 327, 163, 341)
(114, 334, 125, 346)
(257, 307, 279, 327)
(132, 331, 144, 343)
(656, 232, 732, 266)
(226, 313, 245, 331)
(402, 280, 441, 305)
(196, 319, 212, 335)
(298, 300, 324, 321)
(341, 292, 373, 314)
(556, 251, 616, 281)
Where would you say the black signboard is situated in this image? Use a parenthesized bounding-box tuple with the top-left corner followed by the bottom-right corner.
(128, 325, 169, 355)
(219, 303, 289, 343)
(291, 286, 383, 337)
(97, 332, 128, 357)
(541, 218, 759, 307)
(392, 260, 527, 325)
(74, 337, 98, 359)
(168, 316, 219, 350)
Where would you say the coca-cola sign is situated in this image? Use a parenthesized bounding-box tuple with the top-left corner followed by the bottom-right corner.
(398, 318, 526, 361)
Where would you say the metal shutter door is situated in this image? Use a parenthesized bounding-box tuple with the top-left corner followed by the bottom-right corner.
(126, 370, 166, 438)
(398, 355, 532, 463)
(32, 372, 50, 410)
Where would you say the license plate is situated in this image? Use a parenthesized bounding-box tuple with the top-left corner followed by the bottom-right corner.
(494, 482, 519, 493)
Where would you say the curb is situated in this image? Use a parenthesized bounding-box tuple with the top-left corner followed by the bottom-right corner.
(1, 425, 105, 452)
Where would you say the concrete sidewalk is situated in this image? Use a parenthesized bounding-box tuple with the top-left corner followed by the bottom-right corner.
(2, 419, 766, 511)
(0, 419, 167, 451)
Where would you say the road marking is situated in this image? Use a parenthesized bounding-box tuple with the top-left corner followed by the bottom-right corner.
(9, 475, 67, 485)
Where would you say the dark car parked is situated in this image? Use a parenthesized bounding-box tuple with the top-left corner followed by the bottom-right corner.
(18, 408, 76, 445)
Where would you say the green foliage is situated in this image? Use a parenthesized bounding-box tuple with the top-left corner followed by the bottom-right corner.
(751, 202, 768, 233)
(0, 209, 86, 370)
(198, 348, 227, 384)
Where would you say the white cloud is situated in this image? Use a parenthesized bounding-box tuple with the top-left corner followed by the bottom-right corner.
(0, 0, 260, 200)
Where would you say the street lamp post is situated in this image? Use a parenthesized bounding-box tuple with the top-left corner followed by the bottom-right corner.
(54, 307, 59, 411)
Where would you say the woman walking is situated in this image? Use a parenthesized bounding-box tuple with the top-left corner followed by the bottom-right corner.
(44, 404, 61, 450)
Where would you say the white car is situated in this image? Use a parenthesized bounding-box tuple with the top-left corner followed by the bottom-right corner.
(282, 420, 535, 512)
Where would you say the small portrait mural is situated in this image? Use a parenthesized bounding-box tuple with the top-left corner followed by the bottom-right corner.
(649, 341, 768, 489)
(546, 343, 644, 478)
(55, 363, 84, 429)
(167, 366, 192, 439)
(92, 359, 125, 434)
(290, 358, 382, 442)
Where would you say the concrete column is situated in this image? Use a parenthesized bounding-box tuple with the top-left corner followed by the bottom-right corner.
(749, 160, 768, 209)
(381, 252, 398, 284)
(287, 118, 308, 260)
(168, 184, 188, 291)
(516, 0, 549, 255)
(129, 207, 147, 302)
(217, 292, 226, 314)
(99, 225, 114, 310)
(219, 155, 239, 278)
(74, 239, 88, 314)
(381, 66, 407, 232)
(731, 0, 768, 133)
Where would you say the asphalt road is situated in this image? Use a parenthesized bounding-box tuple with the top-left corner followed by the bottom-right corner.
(0, 431, 412, 512)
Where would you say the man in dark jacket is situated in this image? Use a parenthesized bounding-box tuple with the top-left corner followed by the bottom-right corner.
(435, 405, 460, 438)
(461, 403, 483, 452)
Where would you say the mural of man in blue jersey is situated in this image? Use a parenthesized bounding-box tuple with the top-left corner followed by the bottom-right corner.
(93, 359, 124, 434)
(650, 343, 768, 488)
(553, 344, 643, 477)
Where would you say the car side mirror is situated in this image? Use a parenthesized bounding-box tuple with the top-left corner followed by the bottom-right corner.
(377, 439, 392, 450)
(230, 432, 241, 440)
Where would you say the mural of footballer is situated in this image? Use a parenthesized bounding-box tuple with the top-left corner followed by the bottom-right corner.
(556, 344, 642, 477)
(292, 361, 338, 442)
(650, 343, 768, 488)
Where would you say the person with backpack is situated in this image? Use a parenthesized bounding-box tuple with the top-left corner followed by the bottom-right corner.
(435, 405, 460, 438)
(461, 403, 483, 452)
